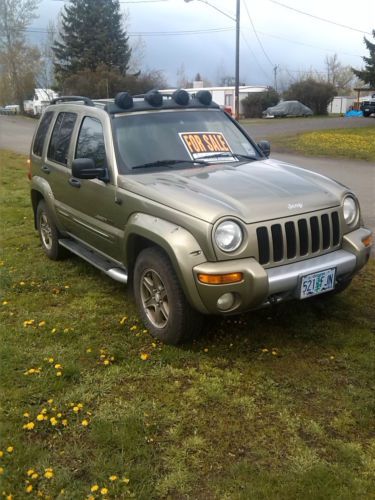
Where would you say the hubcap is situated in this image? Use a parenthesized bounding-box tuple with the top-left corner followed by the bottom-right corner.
(140, 269, 169, 328)
(40, 212, 53, 250)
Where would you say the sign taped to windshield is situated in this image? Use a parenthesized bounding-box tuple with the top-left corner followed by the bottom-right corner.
(179, 132, 236, 162)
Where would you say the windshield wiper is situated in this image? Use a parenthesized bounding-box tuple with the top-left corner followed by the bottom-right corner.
(132, 159, 208, 170)
(200, 152, 257, 162)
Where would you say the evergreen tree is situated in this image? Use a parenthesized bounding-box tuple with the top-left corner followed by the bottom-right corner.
(53, 0, 131, 85)
(352, 30, 375, 87)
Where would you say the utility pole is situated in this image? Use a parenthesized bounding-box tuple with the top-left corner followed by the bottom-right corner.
(234, 0, 240, 120)
(273, 65, 279, 92)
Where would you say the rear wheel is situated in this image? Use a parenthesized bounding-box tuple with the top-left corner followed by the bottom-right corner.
(133, 247, 203, 344)
(36, 200, 65, 260)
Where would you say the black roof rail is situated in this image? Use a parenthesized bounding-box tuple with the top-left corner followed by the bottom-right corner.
(50, 96, 95, 107)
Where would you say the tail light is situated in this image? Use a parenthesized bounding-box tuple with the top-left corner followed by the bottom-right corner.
(27, 158, 31, 180)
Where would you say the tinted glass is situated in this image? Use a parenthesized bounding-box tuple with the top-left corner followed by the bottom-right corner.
(33, 111, 54, 157)
(113, 109, 259, 172)
(75, 117, 106, 168)
(47, 112, 77, 165)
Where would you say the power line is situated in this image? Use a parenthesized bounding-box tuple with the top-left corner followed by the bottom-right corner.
(256, 29, 363, 58)
(3, 25, 234, 37)
(240, 31, 273, 82)
(268, 0, 372, 35)
(242, 0, 274, 67)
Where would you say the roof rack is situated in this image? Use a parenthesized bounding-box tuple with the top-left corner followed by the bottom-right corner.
(50, 96, 95, 107)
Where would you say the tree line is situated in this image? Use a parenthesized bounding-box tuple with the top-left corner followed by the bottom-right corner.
(0, 0, 374, 115)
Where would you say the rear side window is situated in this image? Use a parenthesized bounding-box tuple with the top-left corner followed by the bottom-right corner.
(75, 117, 106, 168)
(47, 112, 77, 165)
(33, 111, 54, 157)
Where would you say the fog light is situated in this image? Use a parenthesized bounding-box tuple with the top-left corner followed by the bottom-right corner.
(217, 293, 235, 311)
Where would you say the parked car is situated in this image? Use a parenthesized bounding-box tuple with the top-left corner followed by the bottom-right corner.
(360, 94, 375, 117)
(263, 100, 313, 117)
(29, 90, 372, 344)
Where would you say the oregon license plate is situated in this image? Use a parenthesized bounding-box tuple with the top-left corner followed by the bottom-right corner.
(300, 268, 336, 299)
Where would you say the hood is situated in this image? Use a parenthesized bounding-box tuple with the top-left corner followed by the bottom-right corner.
(118, 158, 345, 224)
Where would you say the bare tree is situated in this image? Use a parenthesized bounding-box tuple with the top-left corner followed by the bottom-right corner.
(0, 0, 41, 111)
(325, 54, 355, 94)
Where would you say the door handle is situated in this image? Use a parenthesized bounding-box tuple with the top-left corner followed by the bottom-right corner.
(41, 165, 50, 174)
(68, 177, 81, 188)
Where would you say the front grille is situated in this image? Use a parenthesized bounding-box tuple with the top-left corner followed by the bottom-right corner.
(257, 210, 340, 265)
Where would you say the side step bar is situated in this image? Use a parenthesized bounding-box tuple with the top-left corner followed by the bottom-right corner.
(59, 238, 128, 284)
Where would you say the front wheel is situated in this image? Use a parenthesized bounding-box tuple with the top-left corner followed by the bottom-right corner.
(133, 247, 203, 345)
(36, 200, 65, 260)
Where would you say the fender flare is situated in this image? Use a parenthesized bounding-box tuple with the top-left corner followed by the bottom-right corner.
(124, 213, 210, 314)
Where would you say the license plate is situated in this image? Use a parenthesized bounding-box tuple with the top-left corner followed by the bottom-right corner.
(300, 268, 336, 299)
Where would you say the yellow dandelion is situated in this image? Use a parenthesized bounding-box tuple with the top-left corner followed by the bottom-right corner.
(119, 316, 128, 324)
(44, 470, 54, 479)
(6, 446, 13, 453)
(0, 450, 3, 457)
(86, 348, 92, 353)
(62, 419, 68, 427)
(140, 353, 149, 361)
(122, 477, 130, 484)
(63, 328, 69, 333)
(87, 496, 95, 500)
(50, 417, 58, 426)
(73, 406, 79, 413)
(130, 325, 137, 331)
(26, 485, 33, 493)
(271, 351, 277, 356)
(36, 414, 44, 421)
(100, 354, 106, 359)
(77, 403, 83, 408)
(2, 300, 8, 305)
(6, 494, 13, 500)
(48, 358, 54, 363)
(54, 364, 62, 369)
(20, 281, 26, 286)
(27, 469, 35, 476)
(261, 348, 269, 353)
(31, 472, 39, 479)
(56, 371, 62, 377)
(81, 419, 89, 427)
(38, 320, 46, 327)
(51, 328, 57, 333)
(23, 412, 30, 417)
(0, 466, 4, 475)
(100, 488, 108, 495)
(57, 413, 62, 418)
(109, 475, 118, 481)
(90, 485, 99, 492)
(103, 360, 110, 366)
(41, 408, 47, 414)
(48, 399, 53, 404)
(23, 422, 35, 430)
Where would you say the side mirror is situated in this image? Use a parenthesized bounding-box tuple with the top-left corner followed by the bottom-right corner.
(72, 158, 108, 181)
(257, 140, 271, 158)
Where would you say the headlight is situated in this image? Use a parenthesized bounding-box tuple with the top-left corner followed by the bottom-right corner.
(343, 196, 358, 226)
(214, 220, 243, 252)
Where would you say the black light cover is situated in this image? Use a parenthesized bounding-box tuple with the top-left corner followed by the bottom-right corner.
(145, 90, 163, 107)
(115, 92, 133, 109)
(172, 89, 190, 106)
(196, 90, 212, 105)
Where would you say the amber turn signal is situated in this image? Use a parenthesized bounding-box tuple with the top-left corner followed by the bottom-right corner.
(362, 234, 373, 248)
(197, 272, 243, 285)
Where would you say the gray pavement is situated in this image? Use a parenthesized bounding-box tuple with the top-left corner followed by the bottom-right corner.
(1, 114, 374, 240)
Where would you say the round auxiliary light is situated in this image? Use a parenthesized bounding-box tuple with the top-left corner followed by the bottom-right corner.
(145, 90, 163, 107)
(343, 196, 358, 226)
(217, 293, 236, 311)
(196, 90, 212, 105)
(115, 92, 133, 110)
(214, 220, 243, 252)
(172, 89, 190, 106)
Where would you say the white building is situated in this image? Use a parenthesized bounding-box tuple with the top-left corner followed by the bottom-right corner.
(162, 82, 269, 115)
(327, 96, 356, 115)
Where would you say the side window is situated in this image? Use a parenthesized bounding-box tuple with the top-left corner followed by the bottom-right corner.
(33, 111, 54, 157)
(47, 112, 77, 165)
(75, 117, 106, 168)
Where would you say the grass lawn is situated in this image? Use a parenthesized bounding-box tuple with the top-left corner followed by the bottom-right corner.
(1, 150, 375, 499)
(270, 127, 375, 162)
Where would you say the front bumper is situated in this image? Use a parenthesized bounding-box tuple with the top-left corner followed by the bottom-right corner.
(192, 227, 372, 314)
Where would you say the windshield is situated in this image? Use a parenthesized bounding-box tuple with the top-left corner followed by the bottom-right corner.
(113, 109, 260, 172)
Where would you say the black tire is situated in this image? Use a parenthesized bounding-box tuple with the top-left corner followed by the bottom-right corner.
(36, 200, 65, 260)
(133, 247, 203, 345)
(363, 111, 370, 117)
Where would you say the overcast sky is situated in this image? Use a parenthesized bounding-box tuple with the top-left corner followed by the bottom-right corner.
(30, 0, 375, 88)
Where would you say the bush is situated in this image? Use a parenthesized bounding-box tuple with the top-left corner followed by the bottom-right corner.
(283, 78, 336, 115)
(241, 88, 279, 118)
